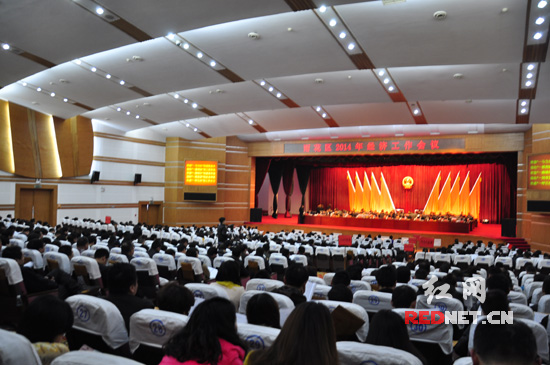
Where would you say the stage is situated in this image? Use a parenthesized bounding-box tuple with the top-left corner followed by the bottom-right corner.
(245, 215, 511, 247)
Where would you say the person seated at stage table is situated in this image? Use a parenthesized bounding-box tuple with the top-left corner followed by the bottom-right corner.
(273, 263, 308, 306)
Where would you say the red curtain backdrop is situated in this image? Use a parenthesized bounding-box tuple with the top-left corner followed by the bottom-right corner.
(309, 163, 513, 223)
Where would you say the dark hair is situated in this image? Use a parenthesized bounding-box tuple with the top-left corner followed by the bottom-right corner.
(186, 247, 198, 258)
(94, 248, 109, 259)
(58, 245, 73, 258)
(284, 264, 308, 288)
(2, 245, 22, 260)
(332, 271, 351, 287)
(216, 260, 241, 286)
(107, 263, 137, 294)
(17, 295, 73, 343)
(246, 293, 280, 329)
(121, 242, 134, 257)
(480, 289, 509, 314)
(27, 239, 44, 251)
(328, 284, 353, 303)
(415, 268, 428, 280)
(156, 282, 195, 315)
(163, 297, 246, 364)
(375, 266, 397, 288)
(396, 266, 411, 283)
(346, 264, 362, 280)
(473, 322, 537, 364)
(486, 273, 511, 295)
(543, 276, 550, 295)
(392, 285, 417, 309)
(255, 269, 271, 279)
(247, 302, 338, 365)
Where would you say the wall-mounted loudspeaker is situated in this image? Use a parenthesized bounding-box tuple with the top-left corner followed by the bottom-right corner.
(134, 173, 142, 185)
(91, 171, 100, 184)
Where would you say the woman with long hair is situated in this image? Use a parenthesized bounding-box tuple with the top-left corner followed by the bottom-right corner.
(210, 260, 245, 311)
(245, 302, 338, 365)
(365, 310, 427, 365)
(160, 297, 247, 365)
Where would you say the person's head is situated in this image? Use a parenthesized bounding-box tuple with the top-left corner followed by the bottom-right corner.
(163, 297, 245, 364)
(151, 239, 163, 252)
(328, 284, 353, 303)
(248, 301, 338, 365)
(472, 322, 540, 365)
(375, 266, 397, 289)
(94, 248, 109, 265)
(332, 270, 351, 287)
(396, 266, 411, 284)
(121, 242, 134, 258)
(255, 269, 271, 279)
(107, 263, 138, 295)
(486, 273, 511, 295)
(2, 245, 23, 264)
(480, 289, 509, 315)
(346, 264, 362, 280)
(27, 239, 44, 253)
(543, 276, 550, 295)
(216, 260, 241, 286)
(246, 293, 280, 329)
(17, 295, 73, 343)
(366, 310, 412, 351)
(415, 268, 428, 280)
(156, 282, 195, 315)
(186, 247, 198, 258)
(392, 285, 417, 309)
(76, 236, 89, 251)
(284, 264, 309, 292)
(219, 217, 226, 224)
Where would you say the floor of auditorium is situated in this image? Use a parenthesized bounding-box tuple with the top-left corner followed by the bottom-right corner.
(245, 216, 511, 248)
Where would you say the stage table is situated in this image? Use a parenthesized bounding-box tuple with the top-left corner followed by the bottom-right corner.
(302, 215, 472, 234)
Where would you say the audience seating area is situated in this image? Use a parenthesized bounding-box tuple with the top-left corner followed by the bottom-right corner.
(1, 216, 549, 365)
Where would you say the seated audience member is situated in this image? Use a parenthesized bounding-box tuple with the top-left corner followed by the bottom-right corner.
(2, 245, 58, 294)
(254, 269, 271, 279)
(396, 266, 411, 284)
(486, 273, 511, 295)
(366, 310, 427, 365)
(121, 242, 135, 262)
(332, 270, 351, 287)
(392, 285, 417, 309)
(246, 293, 280, 329)
(27, 238, 45, 254)
(210, 260, 245, 311)
(160, 297, 247, 365)
(186, 247, 210, 282)
(472, 322, 539, 365)
(148, 239, 163, 258)
(94, 248, 110, 282)
(346, 264, 363, 281)
(414, 268, 429, 280)
(246, 301, 337, 365)
(273, 263, 309, 306)
(106, 263, 154, 330)
(17, 295, 73, 365)
(156, 282, 195, 315)
(76, 237, 89, 253)
(375, 265, 397, 293)
(328, 284, 353, 303)
(57, 245, 73, 260)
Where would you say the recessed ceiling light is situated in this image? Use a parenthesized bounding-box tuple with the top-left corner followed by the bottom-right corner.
(378, 70, 385, 76)
(126, 111, 131, 115)
(2, 43, 10, 50)
(383, 78, 390, 84)
(322, 113, 327, 118)
(316, 106, 322, 112)
(167, 33, 175, 40)
(268, 87, 274, 92)
(329, 19, 337, 27)
(174, 94, 179, 99)
(196, 52, 203, 59)
(339, 31, 346, 39)
(91, 67, 97, 72)
(521, 108, 527, 114)
(63, 98, 68, 102)
(116, 107, 121, 111)
(388, 86, 394, 91)
(50, 92, 55, 97)
(106, 74, 111, 79)
(260, 80, 266, 86)
(276, 92, 282, 98)
(413, 109, 419, 115)
(210, 60, 216, 67)
(319, 5, 327, 12)
(527, 64, 535, 70)
(193, 128, 198, 132)
(96, 7, 104, 15)
(525, 81, 533, 87)
(36, 87, 41, 92)
(526, 73, 533, 79)
(135, 115, 140, 119)
(184, 99, 189, 103)
(185, 123, 190, 127)
(192, 103, 198, 108)
(248, 119, 254, 125)
(75, 59, 81, 65)
(183, 43, 190, 50)
(538, 0, 547, 9)
(119, 80, 125, 85)
(347, 43, 355, 51)
(536, 17, 545, 25)
(22, 82, 27, 86)
(533, 32, 543, 40)
(521, 101, 527, 106)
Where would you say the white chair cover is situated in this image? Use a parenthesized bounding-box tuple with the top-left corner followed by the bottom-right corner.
(312, 284, 332, 299)
(415, 252, 425, 261)
(152, 253, 177, 271)
(129, 309, 188, 353)
(308, 276, 325, 285)
(22, 248, 44, 269)
(133, 251, 149, 259)
(315, 300, 369, 342)
(315, 246, 330, 256)
(532, 288, 544, 306)
(44, 251, 72, 274)
(246, 278, 284, 292)
(0, 328, 42, 365)
(538, 295, 550, 313)
(434, 253, 451, 263)
(51, 351, 143, 364)
(81, 249, 95, 258)
(244, 256, 266, 270)
(453, 255, 471, 266)
(516, 258, 533, 270)
(508, 291, 528, 306)
(239, 290, 295, 314)
(198, 255, 212, 268)
(361, 276, 378, 286)
(510, 303, 535, 320)
(353, 290, 393, 313)
(337, 341, 423, 365)
(268, 254, 288, 269)
(330, 247, 346, 257)
(0, 258, 23, 285)
(66, 294, 129, 349)
(538, 259, 550, 270)
(213, 256, 234, 268)
(289, 254, 308, 266)
(45, 243, 59, 253)
(473, 256, 494, 266)
(416, 295, 465, 328)
(495, 256, 513, 268)
(131, 257, 159, 276)
(186, 283, 229, 300)
(237, 322, 281, 350)
(71, 256, 102, 280)
(110, 247, 122, 254)
(178, 256, 203, 275)
(453, 357, 473, 365)
(350, 280, 372, 293)
(323, 272, 335, 286)
(393, 308, 453, 355)
(109, 253, 129, 264)
(525, 281, 543, 300)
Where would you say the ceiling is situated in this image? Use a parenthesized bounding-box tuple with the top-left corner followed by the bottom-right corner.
(0, 0, 548, 142)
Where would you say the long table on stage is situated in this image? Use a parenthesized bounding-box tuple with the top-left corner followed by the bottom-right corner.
(302, 215, 473, 233)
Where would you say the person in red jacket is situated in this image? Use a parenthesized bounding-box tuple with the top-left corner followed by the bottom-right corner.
(160, 297, 247, 365)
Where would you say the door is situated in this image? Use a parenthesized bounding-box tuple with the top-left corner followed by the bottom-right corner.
(138, 201, 163, 226)
(15, 184, 57, 225)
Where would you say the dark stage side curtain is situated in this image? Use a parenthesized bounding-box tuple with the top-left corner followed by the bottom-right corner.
(309, 162, 515, 224)
(268, 161, 284, 218)
(282, 163, 294, 217)
(296, 165, 311, 209)
(254, 159, 271, 208)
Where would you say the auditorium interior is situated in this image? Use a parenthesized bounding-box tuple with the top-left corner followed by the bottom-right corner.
(1, 0, 550, 364)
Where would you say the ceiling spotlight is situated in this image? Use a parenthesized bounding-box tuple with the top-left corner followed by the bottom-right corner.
(167, 33, 175, 40)
(538, 0, 547, 8)
(135, 115, 140, 119)
(174, 94, 180, 99)
(2, 43, 10, 50)
(521, 101, 527, 106)
(521, 108, 527, 114)
(413, 109, 420, 115)
(339, 31, 346, 39)
(378, 70, 385, 76)
(196, 52, 203, 59)
(316, 106, 321, 112)
(347, 43, 355, 51)
(185, 123, 190, 127)
(192, 103, 198, 108)
(536, 17, 545, 25)
(383, 78, 390, 84)
(193, 128, 198, 132)
(183, 43, 190, 50)
(248, 119, 254, 125)
(22, 82, 27, 86)
(319, 5, 327, 12)
(260, 80, 266, 86)
(388, 86, 395, 91)
(116, 107, 121, 111)
(525, 80, 533, 87)
(36, 87, 41, 92)
(329, 19, 337, 27)
(184, 99, 189, 103)
(276, 92, 282, 98)
(96, 6, 104, 15)
(126, 111, 131, 115)
(268, 87, 274, 92)
(91, 67, 97, 72)
(322, 113, 327, 118)
(527, 73, 533, 78)
(63, 98, 68, 102)
(533, 32, 543, 40)
(210, 60, 216, 67)
(75, 59, 81, 65)
(119, 80, 125, 85)
(106, 74, 111, 79)
(527, 64, 535, 70)
(50, 92, 55, 97)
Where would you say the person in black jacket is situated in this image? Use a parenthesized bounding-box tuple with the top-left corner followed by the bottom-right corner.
(273, 263, 308, 306)
(2, 245, 58, 294)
